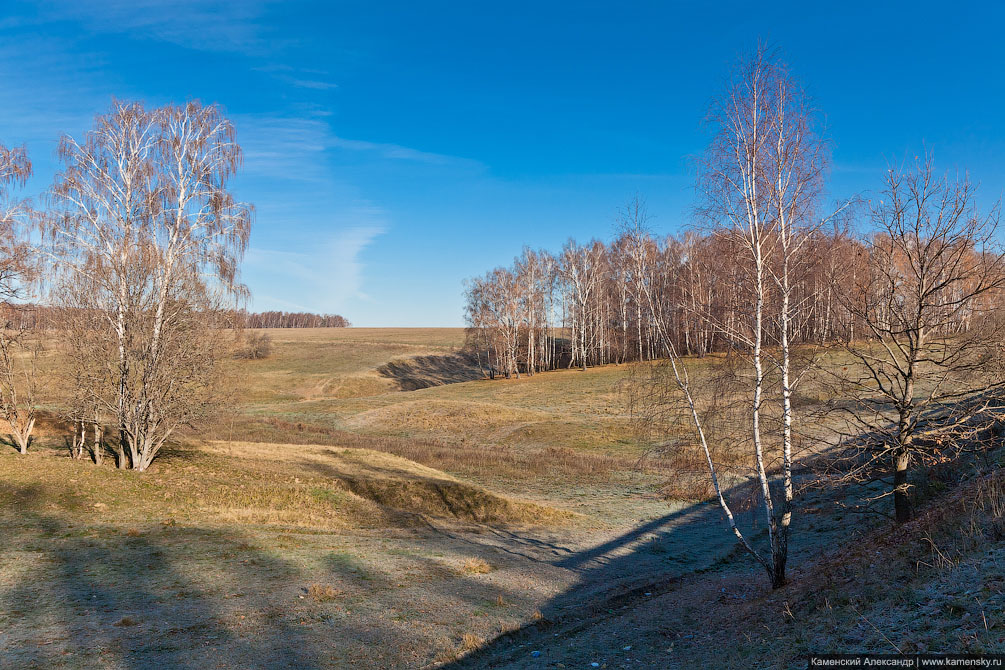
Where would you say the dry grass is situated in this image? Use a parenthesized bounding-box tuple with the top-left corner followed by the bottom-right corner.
(0, 443, 580, 669)
(346, 399, 552, 434)
(460, 558, 493, 574)
(31, 328, 673, 493)
(460, 632, 484, 651)
(12, 328, 992, 667)
(219, 328, 467, 404)
(245, 417, 650, 484)
(306, 583, 340, 602)
(0, 440, 567, 530)
(682, 465, 1005, 664)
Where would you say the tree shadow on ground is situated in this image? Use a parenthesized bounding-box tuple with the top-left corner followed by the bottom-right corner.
(377, 353, 484, 391)
(0, 485, 327, 669)
(0, 474, 559, 669)
(440, 470, 868, 669)
(0, 434, 28, 453)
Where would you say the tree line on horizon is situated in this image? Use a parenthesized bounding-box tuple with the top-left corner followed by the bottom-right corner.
(0, 304, 350, 331)
(240, 310, 350, 329)
(464, 218, 869, 378)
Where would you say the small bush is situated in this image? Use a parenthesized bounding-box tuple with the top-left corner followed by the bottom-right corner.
(236, 331, 273, 360)
(460, 557, 492, 574)
(307, 583, 340, 602)
(460, 632, 484, 651)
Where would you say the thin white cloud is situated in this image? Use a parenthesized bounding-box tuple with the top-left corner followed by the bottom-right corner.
(251, 64, 340, 91)
(245, 224, 386, 313)
(236, 114, 335, 182)
(334, 137, 485, 170)
(288, 78, 339, 91)
(37, 0, 277, 55)
(236, 113, 484, 182)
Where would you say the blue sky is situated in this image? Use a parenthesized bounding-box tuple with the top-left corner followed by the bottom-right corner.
(2, 1, 1004, 326)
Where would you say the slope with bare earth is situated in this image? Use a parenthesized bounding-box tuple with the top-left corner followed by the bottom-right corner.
(444, 465, 1005, 669)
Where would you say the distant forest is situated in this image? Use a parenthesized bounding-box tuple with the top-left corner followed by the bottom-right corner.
(240, 310, 351, 329)
(0, 305, 350, 330)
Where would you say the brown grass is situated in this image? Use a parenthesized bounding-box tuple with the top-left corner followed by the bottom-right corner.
(460, 558, 493, 574)
(248, 417, 664, 484)
(692, 465, 1005, 664)
(307, 583, 340, 602)
(460, 632, 484, 651)
(0, 440, 568, 531)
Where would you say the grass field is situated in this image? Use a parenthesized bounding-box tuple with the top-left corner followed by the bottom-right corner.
(218, 328, 662, 517)
(3, 327, 1003, 668)
(3, 327, 679, 668)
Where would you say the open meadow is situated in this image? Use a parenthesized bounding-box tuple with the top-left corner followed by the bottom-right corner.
(1, 328, 694, 668)
(3, 328, 1002, 668)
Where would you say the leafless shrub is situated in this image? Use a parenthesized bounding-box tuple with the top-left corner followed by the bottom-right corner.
(236, 331, 273, 360)
(0, 310, 41, 454)
(911, 470, 1005, 574)
(306, 583, 340, 602)
(460, 632, 484, 652)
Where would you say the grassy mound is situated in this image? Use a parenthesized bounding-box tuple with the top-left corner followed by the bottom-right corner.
(208, 441, 569, 525)
(0, 441, 568, 532)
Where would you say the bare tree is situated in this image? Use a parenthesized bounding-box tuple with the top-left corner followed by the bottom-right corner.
(236, 330, 273, 360)
(0, 143, 33, 300)
(43, 100, 252, 471)
(61, 298, 112, 465)
(643, 44, 833, 587)
(559, 240, 604, 371)
(828, 156, 1005, 523)
(0, 308, 41, 454)
(0, 141, 40, 454)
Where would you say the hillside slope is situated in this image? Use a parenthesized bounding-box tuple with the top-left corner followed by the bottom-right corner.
(445, 467, 1005, 669)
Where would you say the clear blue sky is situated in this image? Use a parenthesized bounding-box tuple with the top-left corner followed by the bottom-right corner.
(2, 1, 1004, 326)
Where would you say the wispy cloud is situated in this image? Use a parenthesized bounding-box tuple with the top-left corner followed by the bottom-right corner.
(237, 114, 336, 182)
(37, 0, 277, 55)
(334, 137, 485, 170)
(288, 78, 339, 91)
(245, 224, 386, 312)
(252, 64, 339, 91)
(236, 112, 484, 182)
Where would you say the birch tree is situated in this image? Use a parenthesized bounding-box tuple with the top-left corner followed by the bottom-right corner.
(681, 45, 829, 587)
(0, 309, 40, 454)
(44, 100, 251, 471)
(0, 141, 39, 454)
(0, 143, 33, 300)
